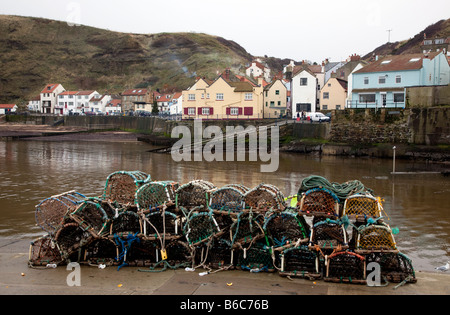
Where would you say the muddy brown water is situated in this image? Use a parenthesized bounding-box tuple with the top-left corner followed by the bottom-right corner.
(0, 139, 449, 272)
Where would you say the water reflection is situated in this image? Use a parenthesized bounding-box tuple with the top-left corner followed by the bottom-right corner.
(0, 140, 448, 272)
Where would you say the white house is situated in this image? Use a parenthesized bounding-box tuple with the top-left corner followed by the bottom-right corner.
(105, 98, 122, 115)
(40, 84, 65, 114)
(169, 92, 183, 115)
(246, 60, 271, 82)
(58, 90, 98, 115)
(291, 68, 318, 118)
(89, 94, 111, 114)
(156, 94, 173, 113)
(27, 96, 41, 112)
(0, 104, 18, 114)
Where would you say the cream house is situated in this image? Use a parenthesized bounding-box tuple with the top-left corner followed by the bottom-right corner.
(319, 78, 348, 110)
(263, 79, 287, 118)
(40, 83, 65, 114)
(182, 75, 265, 120)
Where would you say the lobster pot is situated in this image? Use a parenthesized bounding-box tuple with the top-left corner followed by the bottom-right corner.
(224, 184, 249, 194)
(209, 186, 246, 212)
(35, 191, 86, 234)
(82, 238, 118, 265)
(299, 188, 340, 217)
(309, 219, 348, 250)
(136, 181, 179, 213)
(164, 239, 193, 269)
(29, 236, 63, 267)
(263, 211, 310, 248)
(325, 251, 366, 284)
(110, 211, 142, 235)
(355, 223, 398, 254)
(102, 171, 151, 205)
(70, 200, 110, 238)
(343, 194, 382, 222)
(237, 243, 275, 273)
(244, 183, 286, 212)
(365, 252, 417, 284)
(125, 238, 159, 267)
(55, 222, 93, 261)
(211, 210, 235, 237)
(176, 180, 216, 210)
(184, 212, 220, 246)
(201, 238, 235, 270)
(143, 210, 180, 238)
(231, 211, 265, 247)
(279, 245, 321, 279)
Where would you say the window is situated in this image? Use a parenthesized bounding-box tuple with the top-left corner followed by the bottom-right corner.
(202, 108, 210, 115)
(188, 94, 195, 101)
(381, 60, 392, 64)
(336, 105, 341, 110)
(245, 93, 253, 101)
(206, 93, 210, 99)
(188, 108, 195, 115)
(201, 93, 204, 99)
(359, 94, 376, 103)
(323, 92, 329, 99)
(323, 105, 328, 110)
(230, 107, 239, 115)
(270, 101, 275, 107)
(393, 93, 404, 103)
(275, 90, 280, 95)
(216, 93, 224, 101)
(379, 76, 386, 84)
(300, 78, 308, 86)
(396, 75, 402, 84)
(364, 77, 369, 85)
(277, 101, 281, 106)
(409, 58, 421, 62)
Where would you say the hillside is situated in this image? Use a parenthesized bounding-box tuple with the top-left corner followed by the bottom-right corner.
(363, 18, 450, 59)
(0, 15, 253, 103)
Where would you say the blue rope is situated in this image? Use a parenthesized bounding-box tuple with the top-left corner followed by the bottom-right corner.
(114, 232, 140, 271)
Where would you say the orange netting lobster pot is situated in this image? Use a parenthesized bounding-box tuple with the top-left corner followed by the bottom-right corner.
(324, 251, 367, 284)
(299, 188, 340, 217)
(342, 194, 382, 222)
(355, 223, 398, 254)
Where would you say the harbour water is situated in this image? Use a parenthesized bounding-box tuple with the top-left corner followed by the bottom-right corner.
(0, 138, 449, 272)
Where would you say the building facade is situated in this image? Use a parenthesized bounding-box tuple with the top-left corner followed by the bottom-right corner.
(263, 79, 287, 118)
(291, 68, 317, 118)
(40, 84, 65, 114)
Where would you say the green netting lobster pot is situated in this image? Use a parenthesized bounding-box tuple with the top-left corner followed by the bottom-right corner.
(343, 194, 382, 222)
(164, 239, 193, 269)
(263, 211, 310, 248)
(279, 245, 321, 279)
(70, 199, 110, 238)
(102, 171, 151, 205)
(231, 211, 265, 248)
(35, 191, 86, 235)
(110, 211, 142, 235)
(209, 185, 247, 212)
(244, 183, 286, 213)
(309, 219, 348, 251)
(207, 238, 236, 270)
(29, 235, 63, 267)
(184, 212, 220, 246)
(136, 181, 179, 213)
(176, 180, 216, 210)
(143, 210, 181, 238)
(237, 243, 275, 273)
(324, 251, 366, 284)
(55, 222, 93, 261)
(299, 188, 340, 217)
(365, 252, 417, 284)
(82, 237, 118, 266)
(355, 223, 398, 254)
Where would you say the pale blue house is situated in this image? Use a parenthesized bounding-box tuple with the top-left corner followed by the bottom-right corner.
(349, 51, 449, 108)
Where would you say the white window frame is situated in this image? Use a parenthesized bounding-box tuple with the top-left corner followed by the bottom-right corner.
(245, 93, 253, 101)
(396, 75, 402, 84)
(230, 108, 239, 115)
(188, 108, 195, 115)
(216, 93, 224, 101)
(364, 77, 369, 85)
(201, 107, 210, 115)
(379, 76, 386, 84)
(188, 94, 196, 101)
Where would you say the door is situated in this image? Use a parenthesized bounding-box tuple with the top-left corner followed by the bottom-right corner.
(381, 93, 387, 107)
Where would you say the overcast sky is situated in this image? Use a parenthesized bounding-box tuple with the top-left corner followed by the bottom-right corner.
(2, 0, 449, 63)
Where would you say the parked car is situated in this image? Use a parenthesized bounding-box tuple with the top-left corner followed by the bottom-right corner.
(308, 112, 331, 122)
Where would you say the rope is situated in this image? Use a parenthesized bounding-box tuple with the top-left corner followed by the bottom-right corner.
(298, 175, 373, 202)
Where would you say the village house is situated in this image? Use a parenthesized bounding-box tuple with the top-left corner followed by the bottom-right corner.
(121, 88, 153, 113)
(350, 51, 450, 108)
(27, 96, 41, 112)
(156, 94, 173, 114)
(105, 98, 122, 115)
(319, 78, 348, 110)
(291, 67, 318, 118)
(58, 90, 98, 115)
(169, 92, 183, 115)
(0, 104, 18, 114)
(263, 79, 288, 118)
(182, 71, 265, 120)
(89, 94, 111, 114)
(246, 59, 271, 82)
(40, 83, 65, 114)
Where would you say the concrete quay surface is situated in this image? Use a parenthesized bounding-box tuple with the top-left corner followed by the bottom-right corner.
(1, 239, 449, 296)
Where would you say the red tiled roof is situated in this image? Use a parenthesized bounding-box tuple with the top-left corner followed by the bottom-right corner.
(59, 91, 79, 96)
(40, 84, 61, 94)
(107, 99, 121, 107)
(77, 90, 96, 95)
(0, 104, 16, 109)
(355, 52, 440, 74)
